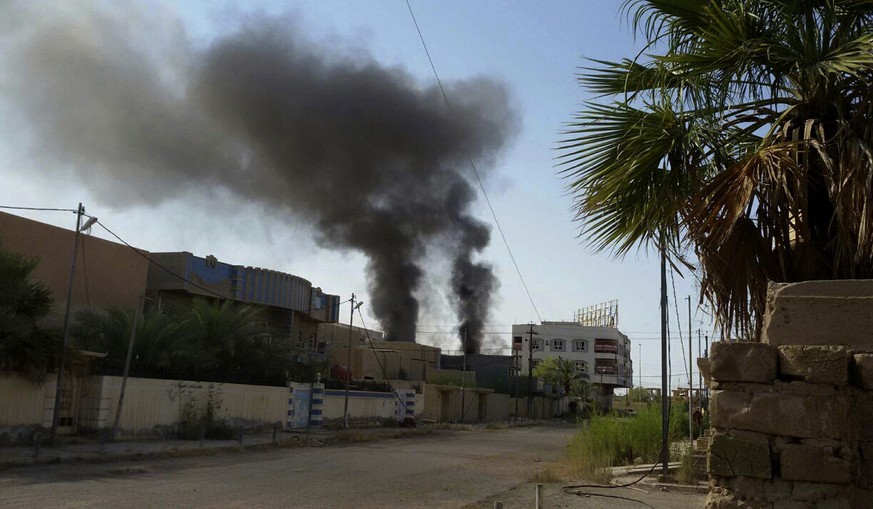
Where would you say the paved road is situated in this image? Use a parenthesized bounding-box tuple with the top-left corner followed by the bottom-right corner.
(0, 425, 576, 508)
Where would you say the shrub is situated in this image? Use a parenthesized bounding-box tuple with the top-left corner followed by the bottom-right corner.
(566, 404, 688, 481)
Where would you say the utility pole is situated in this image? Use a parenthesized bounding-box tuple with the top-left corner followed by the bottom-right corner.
(50, 203, 85, 443)
(512, 350, 521, 422)
(704, 334, 710, 407)
(698, 329, 703, 401)
(527, 323, 538, 420)
(342, 294, 362, 429)
(660, 236, 669, 476)
(638, 349, 642, 406)
(687, 296, 693, 441)
(460, 328, 467, 423)
(112, 293, 144, 441)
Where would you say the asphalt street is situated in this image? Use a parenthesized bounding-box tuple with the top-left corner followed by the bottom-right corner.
(0, 424, 703, 508)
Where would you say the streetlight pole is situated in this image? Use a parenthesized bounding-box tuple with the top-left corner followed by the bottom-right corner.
(50, 203, 87, 443)
(342, 294, 363, 429)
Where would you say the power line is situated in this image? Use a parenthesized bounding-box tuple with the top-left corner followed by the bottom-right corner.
(404, 0, 541, 323)
(94, 219, 229, 301)
(355, 308, 416, 419)
(669, 267, 690, 385)
(0, 205, 78, 213)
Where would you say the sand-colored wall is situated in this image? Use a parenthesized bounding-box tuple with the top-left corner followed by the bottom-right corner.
(0, 374, 55, 428)
(79, 376, 288, 435)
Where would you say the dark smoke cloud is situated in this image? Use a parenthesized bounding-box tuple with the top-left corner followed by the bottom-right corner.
(0, 2, 516, 350)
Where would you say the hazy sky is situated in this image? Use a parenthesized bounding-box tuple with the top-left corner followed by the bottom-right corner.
(0, 0, 710, 389)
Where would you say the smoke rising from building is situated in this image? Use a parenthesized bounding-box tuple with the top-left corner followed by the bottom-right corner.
(0, 3, 516, 351)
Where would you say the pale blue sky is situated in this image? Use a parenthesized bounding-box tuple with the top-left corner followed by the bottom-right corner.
(0, 1, 709, 389)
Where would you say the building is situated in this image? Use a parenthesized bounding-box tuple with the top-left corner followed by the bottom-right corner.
(512, 321, 633, 393)
(146, 251, 341, 348)
(440, 354, 515, 393)
(317, 322, 384, 351)
(0, 211, 150, 329)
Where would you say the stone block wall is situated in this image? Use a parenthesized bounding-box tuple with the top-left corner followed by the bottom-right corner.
(706, 341, 873, 508)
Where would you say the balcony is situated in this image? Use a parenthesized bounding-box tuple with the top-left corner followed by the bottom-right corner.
(594, 366, 617, 375)
(594, 343, 618, 354)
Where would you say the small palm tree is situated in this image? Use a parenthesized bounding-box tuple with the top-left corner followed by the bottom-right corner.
(560, 0, 873, 339)
(533, 356, 586, 395)
(0, 245, 61, 382)
(73, 308, 183, 378)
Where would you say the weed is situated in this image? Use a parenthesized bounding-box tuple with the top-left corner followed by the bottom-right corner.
(676, 448, 699, 485)
(176, 383, 235, 440)
(566, 405, 688, 482)
(529, 467, 563, 483)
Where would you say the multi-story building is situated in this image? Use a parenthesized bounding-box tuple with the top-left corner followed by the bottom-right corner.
(0, 211, 150, 330)
(512, 321, 633, 392)
(146, 251, 341, 348)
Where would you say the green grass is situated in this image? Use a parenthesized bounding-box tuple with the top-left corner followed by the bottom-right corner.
(566, 405, 689, 482)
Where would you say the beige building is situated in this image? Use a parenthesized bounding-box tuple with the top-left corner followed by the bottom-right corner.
(0, 211, 150, 329)
(146, 251, 341, 347)
(513, 321, 633, 392)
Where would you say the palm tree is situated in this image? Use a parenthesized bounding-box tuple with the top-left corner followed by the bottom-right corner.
(179, 299, 269, 383)
(0, 245, 61, 382)
(559, 1, 873, 339)
(533, 356, 586, 395)
(73, 307, 183, 378)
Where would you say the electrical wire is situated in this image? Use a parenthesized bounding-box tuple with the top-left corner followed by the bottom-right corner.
(0, 205, 78, 213)
(560, 487, 656, 508)
(404, 0, 541, 323)
(355, 308, 417, 422)
(669, 267, 690, 385)
(94, 220, 229, 301)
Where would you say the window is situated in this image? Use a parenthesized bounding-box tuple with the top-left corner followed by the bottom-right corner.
(552, 338, 565, 352)
(513, 336, 522, 345)
(531, 359, 541, 369)
(532, 339, 543, 351)
(573, 339, 586, 352)
(574, 361, 587, 373)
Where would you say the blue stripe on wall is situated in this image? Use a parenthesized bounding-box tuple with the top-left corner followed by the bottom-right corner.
(323, 390, 395, 399)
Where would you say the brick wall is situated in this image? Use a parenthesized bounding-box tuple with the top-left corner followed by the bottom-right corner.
(706, 284, 873, 508)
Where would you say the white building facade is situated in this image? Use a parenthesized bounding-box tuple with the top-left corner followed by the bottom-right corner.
(512, 321, 633, 391)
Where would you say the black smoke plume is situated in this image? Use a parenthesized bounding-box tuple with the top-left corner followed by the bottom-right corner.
(0, 3, 515, 350)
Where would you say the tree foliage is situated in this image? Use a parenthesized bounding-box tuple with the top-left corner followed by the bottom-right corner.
(0, 245, 61, 382)
(74, 299, 313, 386)
(560, 0, 873, 339)
(533, 356, 588, 396)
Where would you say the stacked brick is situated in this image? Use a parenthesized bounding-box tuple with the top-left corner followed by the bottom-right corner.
(706, 341, 873, 508)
